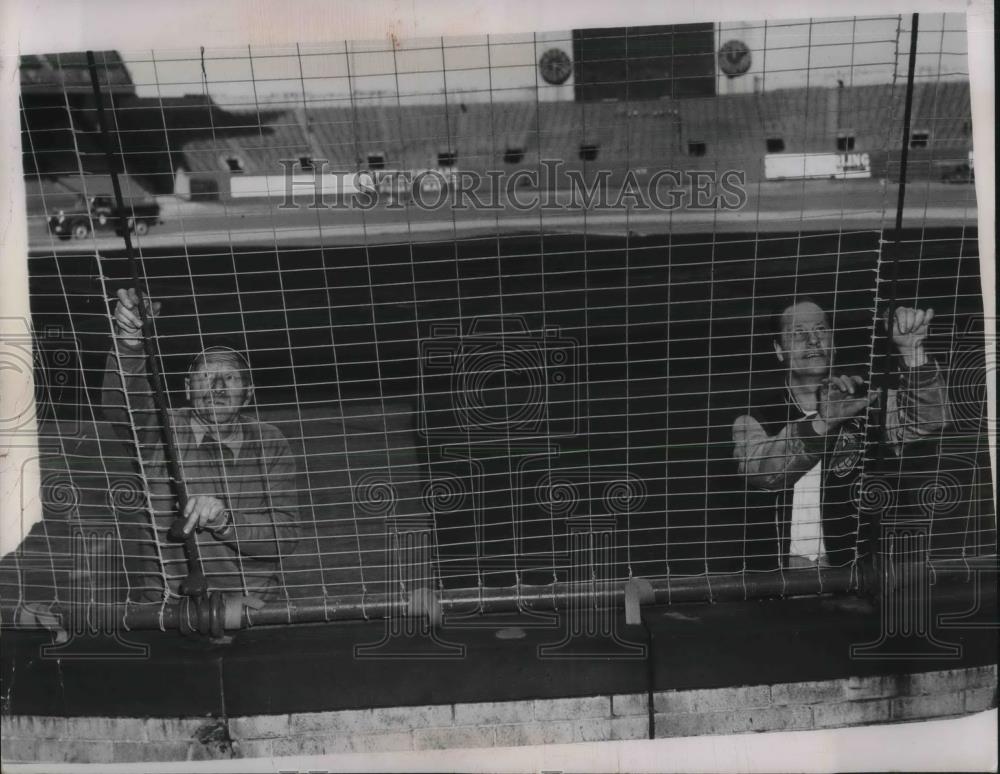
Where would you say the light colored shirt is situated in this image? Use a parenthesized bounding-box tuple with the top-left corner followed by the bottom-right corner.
(787, 410, 827, 563)
(789, 460, 826, 561)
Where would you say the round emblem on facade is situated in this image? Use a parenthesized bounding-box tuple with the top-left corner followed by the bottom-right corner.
(538, 48, 573, 86)
(718, 39, 752, 78)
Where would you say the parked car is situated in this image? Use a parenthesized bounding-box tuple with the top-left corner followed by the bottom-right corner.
(48, 196, 161, 240)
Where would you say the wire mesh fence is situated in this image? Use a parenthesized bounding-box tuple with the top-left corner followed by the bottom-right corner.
(4, 13, 993, 631)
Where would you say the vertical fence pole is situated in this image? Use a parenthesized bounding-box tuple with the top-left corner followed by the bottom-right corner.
(870, 14, 921, 594)
(879, 13, 921, 430)
(85, 51, 206, 597)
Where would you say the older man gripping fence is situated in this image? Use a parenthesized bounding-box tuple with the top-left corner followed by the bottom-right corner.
(102, 288, 300, 601)
(732, 299, 951, 571)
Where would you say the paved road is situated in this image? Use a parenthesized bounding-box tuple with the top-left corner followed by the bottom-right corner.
(28, 180, 978, 252)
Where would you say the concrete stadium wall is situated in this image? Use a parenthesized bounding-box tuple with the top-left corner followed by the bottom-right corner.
(2, 664, 995, 764)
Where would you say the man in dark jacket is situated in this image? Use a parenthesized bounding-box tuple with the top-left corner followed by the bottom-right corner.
(103, 288, 300, 600)
(732, 298, 950, 571)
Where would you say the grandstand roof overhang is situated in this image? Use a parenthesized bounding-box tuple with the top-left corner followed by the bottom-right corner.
(20, 51, 135, 97)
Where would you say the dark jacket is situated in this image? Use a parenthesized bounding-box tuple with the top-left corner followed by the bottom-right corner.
(732, 359, 951, 570)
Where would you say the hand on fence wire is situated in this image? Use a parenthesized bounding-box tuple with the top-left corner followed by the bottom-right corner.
(114, 287, 161, 348)
(183, 495, 231, 537)
(816, 374, 876, 432)
(890, 306, 934, 367)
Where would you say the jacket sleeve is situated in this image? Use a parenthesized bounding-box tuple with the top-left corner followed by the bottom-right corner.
(885, 358, 951, 451)
(102, 340, 181, 586)
(101, 340, 166, 459)
(732, 413, 827, 491)
(217, 434, 300, 559)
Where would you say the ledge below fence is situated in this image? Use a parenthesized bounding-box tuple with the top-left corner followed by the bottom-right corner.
(2, 665, 996, 764)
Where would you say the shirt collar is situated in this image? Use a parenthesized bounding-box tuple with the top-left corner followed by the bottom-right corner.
(189, 413, 245, 457)
(784, 380, 818, 419)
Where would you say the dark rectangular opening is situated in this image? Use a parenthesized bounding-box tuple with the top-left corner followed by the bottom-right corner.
(766, 137, 785, 153)
(687, 141, 707, 157)
(503, 147, 525, 164)
(189, 177, 219, 201)
(437, 151, 457, 167)
(579, 143, 599, 161)
(836, 135, 855, 152)
(910, 131, 930, 149)
(367, 153, 385, 170)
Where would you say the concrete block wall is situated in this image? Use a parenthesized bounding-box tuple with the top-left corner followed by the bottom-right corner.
(2, 664, 995, 763)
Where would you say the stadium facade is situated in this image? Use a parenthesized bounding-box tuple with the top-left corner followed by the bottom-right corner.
(20, 21, 973, 207)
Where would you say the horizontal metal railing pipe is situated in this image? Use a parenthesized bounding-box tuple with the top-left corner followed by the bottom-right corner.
(5, 556, 995, 634)
(125, 563, 877, 631)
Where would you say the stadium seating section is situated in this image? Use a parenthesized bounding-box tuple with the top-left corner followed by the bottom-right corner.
(21, 81, 972, 202)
